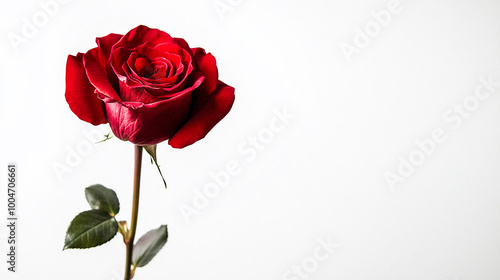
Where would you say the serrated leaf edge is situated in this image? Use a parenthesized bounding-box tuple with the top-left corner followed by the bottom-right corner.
(85, 184, 120, 216)
(63, 211, 118, 250)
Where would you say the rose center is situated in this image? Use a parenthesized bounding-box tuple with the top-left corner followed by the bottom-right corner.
(149, 63, 168, 79)
(135, 57, 171, 79)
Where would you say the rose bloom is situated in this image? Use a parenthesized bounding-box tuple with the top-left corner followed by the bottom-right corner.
(65, 25, 235, 148)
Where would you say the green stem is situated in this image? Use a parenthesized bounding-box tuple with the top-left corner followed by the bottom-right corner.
(124, 145, 143, 280)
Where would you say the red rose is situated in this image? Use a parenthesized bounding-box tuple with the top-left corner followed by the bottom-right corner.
(65, 25, 235, 148)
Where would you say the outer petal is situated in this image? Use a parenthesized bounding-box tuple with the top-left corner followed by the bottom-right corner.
(65, 53, 107, 125)
(168, 81, 235, 148)
(105, 90, 194, 145)
(190, 48, 219, 114)
(112, 25, 174, 52)
(173, 37, 193, 58)
(83, 47, 122, 102)
(96, 33, 123, 91)
(192, 48, 218, 94)
(96, 33, 123, 59)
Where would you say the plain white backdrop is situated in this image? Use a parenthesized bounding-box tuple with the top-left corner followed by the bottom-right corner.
(1, 0, 500, 279)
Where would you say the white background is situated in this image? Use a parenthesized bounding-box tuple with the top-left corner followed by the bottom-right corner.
(1, 0, 500, 279)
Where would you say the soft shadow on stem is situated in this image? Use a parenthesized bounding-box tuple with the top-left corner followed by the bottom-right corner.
(124, 145, 143, 280)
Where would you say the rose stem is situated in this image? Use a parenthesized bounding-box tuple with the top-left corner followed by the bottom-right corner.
(124, 145, 143, 280)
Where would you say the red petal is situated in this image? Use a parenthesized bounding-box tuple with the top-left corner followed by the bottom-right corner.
(105, 90, 193, 145)
(190, 48, 219, 114)
(83, 47, 122, 102)
(96, 33, 122, 60)
(65, 53, 107, 125)
(112, 25, 174, 52)
(173, 38, 193, 57)
(168, 81, 235, 148)
(193, 48, 218, 94)
(96, 33, 123, 89)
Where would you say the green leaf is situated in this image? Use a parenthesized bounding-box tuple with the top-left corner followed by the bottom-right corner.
(132, 225, 168, 267)
(143, 145, 167, 188)
(63, 209, 118, 250)
(85, 184, 120, 216)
